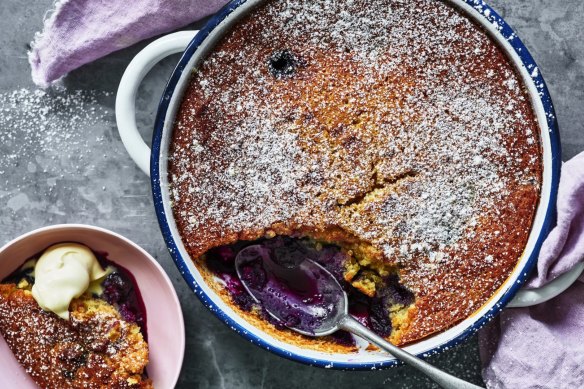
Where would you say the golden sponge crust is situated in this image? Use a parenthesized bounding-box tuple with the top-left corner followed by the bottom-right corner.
(0, 284, 152, 389)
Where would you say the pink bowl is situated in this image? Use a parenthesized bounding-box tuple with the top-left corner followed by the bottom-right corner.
(0, 224, 185, 388)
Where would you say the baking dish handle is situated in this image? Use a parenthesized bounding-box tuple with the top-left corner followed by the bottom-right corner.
(508, 262, 584, 308)
(116, 30, 199, 176)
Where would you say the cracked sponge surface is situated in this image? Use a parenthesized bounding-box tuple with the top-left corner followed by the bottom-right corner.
(168, 0, 542, 346)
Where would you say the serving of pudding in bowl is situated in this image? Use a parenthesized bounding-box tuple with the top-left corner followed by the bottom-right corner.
(0, 225, 184, 388)
(0, 242, 152, 388)
(166, 0, 543, 354)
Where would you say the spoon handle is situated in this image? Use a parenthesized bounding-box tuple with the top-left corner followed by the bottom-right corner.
(339, 315, 483, 389)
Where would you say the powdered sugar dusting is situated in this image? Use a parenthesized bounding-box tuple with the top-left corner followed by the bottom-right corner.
(0, 88, 110, 180)
(172, 109, 311, 232)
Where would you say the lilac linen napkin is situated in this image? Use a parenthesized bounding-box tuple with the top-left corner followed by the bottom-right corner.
(29, 0, 229, 87)
(479, 151, 584, 389)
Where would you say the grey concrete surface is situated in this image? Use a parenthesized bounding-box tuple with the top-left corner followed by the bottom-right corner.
(0, 1, 582, 388)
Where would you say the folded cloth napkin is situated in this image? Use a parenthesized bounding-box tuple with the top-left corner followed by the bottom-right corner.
(479, 151, 584, 389)
(29, 0, 229, 87)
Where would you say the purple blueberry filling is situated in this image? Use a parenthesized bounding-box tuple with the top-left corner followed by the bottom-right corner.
(310, 245, 348, 283)
(236, 244, 344, 334)
(225, 273, 257, 312)
(205, 236, 414, 343)
(100, 263, 147, 337)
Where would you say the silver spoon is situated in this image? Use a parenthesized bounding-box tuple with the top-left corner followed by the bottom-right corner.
(235, 244, 483, 389)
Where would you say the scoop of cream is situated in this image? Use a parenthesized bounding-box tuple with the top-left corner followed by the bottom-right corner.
(31, 243, 107, 320)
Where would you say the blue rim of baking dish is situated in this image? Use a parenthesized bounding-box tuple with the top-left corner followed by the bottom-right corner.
(151, 0, 561, 370)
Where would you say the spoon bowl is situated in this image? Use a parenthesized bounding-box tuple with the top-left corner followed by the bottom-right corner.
(235, 244, 347, 337)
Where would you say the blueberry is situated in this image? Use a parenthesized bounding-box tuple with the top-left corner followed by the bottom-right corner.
(103, 272, 131, 295)
(119, 303, 137, 323)
(102, 272, 130, 303)
(206, 246, 237, 275)
(268, 49, 303, 78)
(103, 272, 125, 289)
(315, 247, 347, 281)
(381, 274, 415, 306)
(103, 284, 121, 304)
(232, 291, 255, 311)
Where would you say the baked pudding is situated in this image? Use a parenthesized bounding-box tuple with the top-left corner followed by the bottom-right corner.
(168, 0, 542, 351)
(0, 244, 152, 388)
